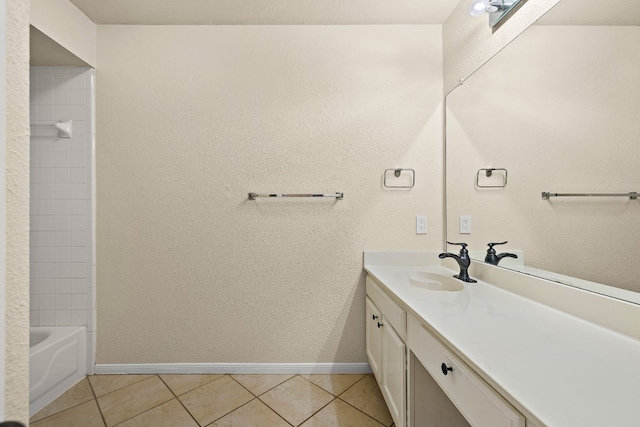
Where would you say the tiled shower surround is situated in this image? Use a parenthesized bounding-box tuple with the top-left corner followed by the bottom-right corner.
(29, 66, 97, 373)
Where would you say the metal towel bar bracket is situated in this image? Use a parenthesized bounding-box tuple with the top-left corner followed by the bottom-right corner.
(542, 192, 638, 200)
(383, 168, 415, 189)
(477, 168, 507, 188)
(248, 192, 344, 200)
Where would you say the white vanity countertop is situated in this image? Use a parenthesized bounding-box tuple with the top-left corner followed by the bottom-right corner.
(364, 252, 640, 427)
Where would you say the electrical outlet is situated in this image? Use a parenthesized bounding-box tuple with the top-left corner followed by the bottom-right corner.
(459, 215, 471, 234)
(416, 216, 427, 234)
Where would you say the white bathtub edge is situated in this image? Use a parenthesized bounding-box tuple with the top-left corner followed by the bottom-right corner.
(95, 363, 372, 375)
(30, 326, 87, 417)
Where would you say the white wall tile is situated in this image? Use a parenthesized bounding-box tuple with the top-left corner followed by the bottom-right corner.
(55, 310, 71, 326)
(70, 263, 86, 278)
(70, 184, 86, 200)
(39, 295, 54, 310)
(54, 91, 70, 107)
(70, 152, 84, 168)
(37, 138, 56, 153)
(70, 105, 85, 121)
(38, 104, 54, 122)
(54, 279, 70, 294)
(54, 231, 70, 247)
(71, 294, 86, 310)
(55, 294, 70, 310)
(38, 183, 54, 200)
(54, 263, 70, 279)
(69, 73, 85, 89)
(70, 200, 85, 215)
(38, 200, 55, 215)
(40, 310, 55, 326)
(53, 104, 70, 121)
(54, 215, 70, 230)
(70, 279, 86, 294)
(38, 247, 55, 263)
(39, 168, 55, 184)
(54, 152, 70, 168)
(37, 152, 54, 168)
(39, 231, 54, 247)
(69, 89, 84, 105)
(30, 67, 94, 348)
(54, 140, 70, 153)
(70, 246, 86, 262)
(70, 168, 85, 184)
(54, 247, 70, 263)
(38, 215, 54, 231)
(55, 200, 70, 215)
(38, 263, 54, 279)
(71, 310, 87, 325)
(70, 231, 86, 247)
(38, 279, 54, 294)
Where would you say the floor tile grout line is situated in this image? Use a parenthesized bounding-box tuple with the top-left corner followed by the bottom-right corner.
(294, 396, 338, 427)
(335, 397, 389, 427)
(335, 374, 393, 426)
(157, 374, 204, 427)
(227, 374, 299, 427)
(257, 374, 338, 427)
(108, 375, 175, 427)
(198, 376, 272, 426)
(159, 373, 226, 397)
(229, 373, 294, 399)
(29, 378, 103, 426)
(90, 373, 153, 399)
(33, 373, 387, 427)
(86, 375, 109, 427)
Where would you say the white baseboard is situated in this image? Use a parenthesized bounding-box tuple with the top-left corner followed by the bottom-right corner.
(94, 363, 372, 375)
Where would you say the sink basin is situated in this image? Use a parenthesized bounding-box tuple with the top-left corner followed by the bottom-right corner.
(396, 271, 465, 292)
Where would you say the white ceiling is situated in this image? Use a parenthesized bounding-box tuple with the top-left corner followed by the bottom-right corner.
(68, 0, 459, 25)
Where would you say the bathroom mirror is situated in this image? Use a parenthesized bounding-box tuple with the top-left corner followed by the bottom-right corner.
(445, 0, 640, 304)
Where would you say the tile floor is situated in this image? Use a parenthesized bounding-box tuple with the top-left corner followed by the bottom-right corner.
(30, 373, 396, 427)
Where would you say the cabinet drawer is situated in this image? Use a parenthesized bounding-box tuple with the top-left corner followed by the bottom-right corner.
(408, 316, 525, 427)
(366, 276, 406, 339)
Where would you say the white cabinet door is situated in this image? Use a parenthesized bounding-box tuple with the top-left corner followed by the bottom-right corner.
(381, 319, 406, 427)
(366, 297, 382, 380)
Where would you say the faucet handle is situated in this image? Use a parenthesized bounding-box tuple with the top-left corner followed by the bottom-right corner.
(446, 242, 469, 254)
(487, 241, 508, 250)
(447, 241, 468, 248)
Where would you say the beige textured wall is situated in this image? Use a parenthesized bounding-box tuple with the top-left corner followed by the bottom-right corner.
(443, 0, 560, 94)
(5, 0, 30, 421)
(96, 25, 443, 364)
(30, 0, 97, 67)
(446, 26, 640, 293)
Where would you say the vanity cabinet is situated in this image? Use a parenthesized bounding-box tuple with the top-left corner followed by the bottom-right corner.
(366, 273, 525, 427)
(366, 277, 406, 427)
(407, 314, 525, 427)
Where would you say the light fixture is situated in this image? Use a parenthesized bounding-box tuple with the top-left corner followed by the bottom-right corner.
(469, 0, 520, 27)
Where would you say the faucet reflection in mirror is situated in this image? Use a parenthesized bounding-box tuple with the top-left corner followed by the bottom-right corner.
(469, 0, 524, 27)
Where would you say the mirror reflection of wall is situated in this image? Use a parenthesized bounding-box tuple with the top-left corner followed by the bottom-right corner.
(446, 0, 640, 300)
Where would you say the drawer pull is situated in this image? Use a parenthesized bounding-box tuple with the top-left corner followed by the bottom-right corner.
(441, 363, 453, 376)
(372, 315, 379, 320)
(378, 322, 384, 328)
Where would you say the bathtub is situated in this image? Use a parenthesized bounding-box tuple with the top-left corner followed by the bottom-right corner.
(30, 326, 87, 416)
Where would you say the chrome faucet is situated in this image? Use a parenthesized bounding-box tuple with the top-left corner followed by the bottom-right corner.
(484, 241, 518, 265)
(439, 242, 477, 283)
